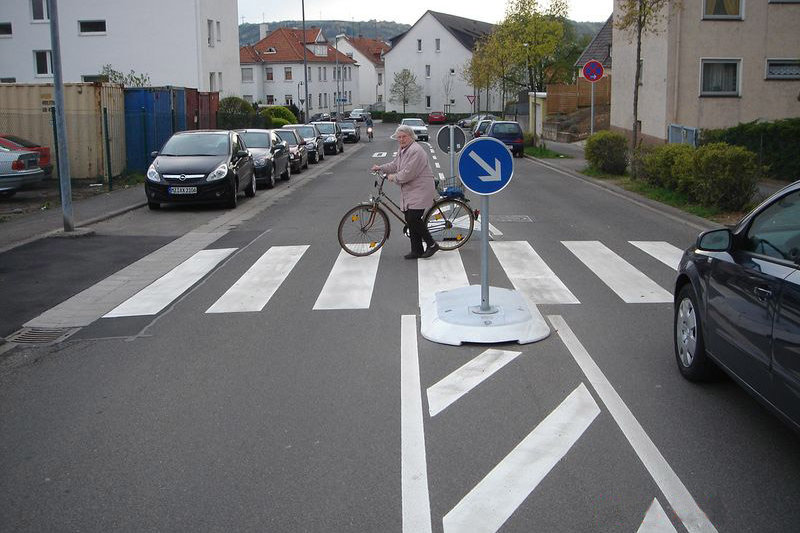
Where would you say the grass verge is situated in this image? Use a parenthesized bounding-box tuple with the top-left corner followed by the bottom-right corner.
(525, 145, 570, 159)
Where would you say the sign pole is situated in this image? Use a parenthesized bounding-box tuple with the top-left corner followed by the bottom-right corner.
(591, 82, 595, 136)
(449, 126, 455, 184)
(479, 195, 492, 312)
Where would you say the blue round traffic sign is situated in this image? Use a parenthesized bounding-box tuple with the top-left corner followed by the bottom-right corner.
(583, 60, 604, 82)
(457, 136, 514, 195)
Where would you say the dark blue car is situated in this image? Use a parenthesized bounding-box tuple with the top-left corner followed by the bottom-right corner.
(485, 121, 524, 157)
(674, 180, 800, 433)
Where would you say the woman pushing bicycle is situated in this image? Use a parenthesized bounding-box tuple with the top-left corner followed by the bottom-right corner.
(371, 124, 439, 260)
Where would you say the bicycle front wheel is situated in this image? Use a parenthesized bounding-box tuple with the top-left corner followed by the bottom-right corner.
(425, 198, 474, 250)
(338, 204, 390, 256)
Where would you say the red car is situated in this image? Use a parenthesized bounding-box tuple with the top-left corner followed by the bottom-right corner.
(427, 111, 446, 124)
(0, 135, 52, 176)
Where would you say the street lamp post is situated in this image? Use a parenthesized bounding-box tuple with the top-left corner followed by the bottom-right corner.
(301, 0, 309, 124)
(334, 33, 346, 118)
(297, 81, 305, 121)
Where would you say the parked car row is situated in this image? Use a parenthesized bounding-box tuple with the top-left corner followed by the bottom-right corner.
(144, 123, 344, 210)
(0, 144, 45, 198)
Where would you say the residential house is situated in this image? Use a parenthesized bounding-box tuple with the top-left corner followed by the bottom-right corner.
(611, 0, 800, 145)
(336, 35, 390, 110)
(383, 11, 499, 114)
(0, 0, 240, 95)
(239, 26, 359, 117)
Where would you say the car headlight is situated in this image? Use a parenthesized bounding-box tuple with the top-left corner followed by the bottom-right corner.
(207, 163, 228, 181)
(146, 164, 160, 182)
(253, 157, 267, 167)
(326, 135, 336, 142)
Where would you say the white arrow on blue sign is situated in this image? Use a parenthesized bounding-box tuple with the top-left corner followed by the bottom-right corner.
(457, 136, 514, 195)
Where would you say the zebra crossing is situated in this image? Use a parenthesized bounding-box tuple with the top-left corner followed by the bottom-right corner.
(101, 240, 684, 319)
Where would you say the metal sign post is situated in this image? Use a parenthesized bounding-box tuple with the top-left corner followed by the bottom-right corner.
(583, 60, 605, 136)
(419, 136, 550, 346)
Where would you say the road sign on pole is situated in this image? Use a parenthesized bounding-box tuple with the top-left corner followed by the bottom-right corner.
(436, 125, 465, 154)
(466, 95, 475, 104)
(583, 60, 604, 82)
(458, 137, 514, 196)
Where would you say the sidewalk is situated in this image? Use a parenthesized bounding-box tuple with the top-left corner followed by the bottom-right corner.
(0, 183, 146, 253)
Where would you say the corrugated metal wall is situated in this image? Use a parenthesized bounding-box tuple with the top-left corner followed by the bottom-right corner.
(0, 83, 126, 179)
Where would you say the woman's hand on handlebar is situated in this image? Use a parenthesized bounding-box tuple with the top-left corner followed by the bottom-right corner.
(371, 165, 381, 172)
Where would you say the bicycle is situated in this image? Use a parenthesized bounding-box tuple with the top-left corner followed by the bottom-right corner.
(338, 171, 475, 257)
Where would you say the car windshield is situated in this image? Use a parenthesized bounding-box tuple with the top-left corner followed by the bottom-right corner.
(292, 126, 316, 138)
(275, 131, 298, 145)
(341, 122, 356, 130)
(492, 123, 522, 135)
(403, 119, 424, 127)
(239, 132, 270, 149)
(315, 123, 335, 134)
(160, 133, 229, 156)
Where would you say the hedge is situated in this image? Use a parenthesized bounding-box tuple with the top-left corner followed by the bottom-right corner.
(585, 130, 628, 175)
(641, 143, 695, 189)
(680, 143, 759, 211)
(268, 105, 298, 124)
(701, 118, 800, 181)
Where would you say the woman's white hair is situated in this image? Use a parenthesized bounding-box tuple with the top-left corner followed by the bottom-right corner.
(391, 124, 417, 141)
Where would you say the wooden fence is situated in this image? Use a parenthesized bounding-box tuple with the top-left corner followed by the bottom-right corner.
(546, 77, 611, 115)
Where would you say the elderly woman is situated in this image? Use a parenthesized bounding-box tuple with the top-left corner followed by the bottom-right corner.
(371, 125, 439, 259)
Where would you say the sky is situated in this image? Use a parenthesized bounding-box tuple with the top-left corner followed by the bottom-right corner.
(236, 0, 614, 26)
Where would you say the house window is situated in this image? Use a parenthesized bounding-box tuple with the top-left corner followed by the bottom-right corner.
(318, 93, 322, 107)
(703, 0, 743, 19)
(265, 47, 277, 54)
(266, 67, 273, 81)
(417, 39, 422, 52)
(701, 59, 740, 96)
(377, 94, 383, 102)
(242, 67, 253, 82)
(284, 67, 292, 80)
(308, 66, 312, 80)
(449, 68, 455, 75)
(766, 59, 800, 79)
(218, 72, 223, 91)
(209, 72, 216, 91)
(285, 95, 293, 106)
(348, 90, 351, 103)
(324, 93, 328, 107)
(425, 65, 431, 78)
(435, 38, 440, 52)
(207, 20, 214, 46)
(318, 67, 322, 81)
(1, 77, 17, 83)
(31, 0, 49, 21)
(0, 22, 13, 36)
(79, 20, 106, 34)
(426, 96, 431, 108)
(243, 95, 253, 103)
(34, 50, 52, 76)
(216, 21, 221, 41)
(266, 94, 275, 105)
(378, 72, 383, 85)
(323, 67, 327, 81)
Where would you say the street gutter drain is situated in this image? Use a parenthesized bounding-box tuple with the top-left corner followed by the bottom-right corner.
(5, 327, 80, 346)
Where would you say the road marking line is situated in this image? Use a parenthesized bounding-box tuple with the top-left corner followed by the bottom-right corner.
(372, 151, 387, 158)
(438, 172, 446, 182)
(435, 162, 441, 168)
(401, 315, 432, 533)
(491, 241, 580, 304)
(104, 248, 236, 317)
(630, 241, 684, 271)
(418, 249, 469, 308)
(442, 383, 599, 533)
(637, 499, 678, 532)
(432, 155, 438, 160)
(549, 315, 717, 533)
(313, 248, 381, 310)
(562, 241, 672, 303)
(206, 245, 308, 313)
(427, 349, 522, 416)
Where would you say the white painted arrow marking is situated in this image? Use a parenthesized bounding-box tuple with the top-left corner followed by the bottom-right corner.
(637, 499, 678, 532)
(443, 383, 599, 533)
(468, 151, 502, 182)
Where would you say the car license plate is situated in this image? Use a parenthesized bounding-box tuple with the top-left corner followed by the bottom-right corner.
(168, 186, 197, 195)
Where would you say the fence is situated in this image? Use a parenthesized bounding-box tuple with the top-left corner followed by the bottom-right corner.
(546, 77, 611, 115)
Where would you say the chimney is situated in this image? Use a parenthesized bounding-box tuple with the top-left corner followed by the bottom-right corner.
(259, 23, 269, 41)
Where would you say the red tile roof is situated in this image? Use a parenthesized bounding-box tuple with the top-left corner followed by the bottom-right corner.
(241, 27, 356, 65)
(347, 37, 390, 66)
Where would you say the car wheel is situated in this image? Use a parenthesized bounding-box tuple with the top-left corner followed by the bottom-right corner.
(148, 201, 160, 210)
(267, 164, 276, 189)
(226, 181, 238, 209)
(303, 156, 309, 169)
(338, 142, 343, 153)
(319, 149, 324, 161)
(281, 161, 291, 181)
(245, 174, 256, 198)
(674, 284, 712, 381)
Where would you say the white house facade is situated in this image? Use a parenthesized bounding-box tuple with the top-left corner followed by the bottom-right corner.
(383, 11, 499, 114)
(0, 0, 241, 95)
(239, 27, 359, 117)
(336, 36, 390, 110)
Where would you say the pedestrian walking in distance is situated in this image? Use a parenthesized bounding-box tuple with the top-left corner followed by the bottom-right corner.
(371, 125, 439, 259)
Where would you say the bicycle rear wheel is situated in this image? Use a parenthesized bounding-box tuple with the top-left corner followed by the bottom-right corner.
(338, 204, 390, 256)
(424, 198, 474, 250)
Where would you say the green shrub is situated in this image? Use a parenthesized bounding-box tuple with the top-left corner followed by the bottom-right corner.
(268, 105, 297, 124)
(271, 117, 290, 128)
(217, 96, 255, 129)
(682, 142, 759, 211)
(585, 131, 628, 175)
(523, 132, 538, 147)
(642, 143, 696, 189)
(258, 109, 274, 129)
(382, 111, 400, 123)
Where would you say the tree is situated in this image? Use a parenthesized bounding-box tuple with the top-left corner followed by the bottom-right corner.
(441, 73, 455, 113)
(616, 0, 673, 155)
(389, 69, 422, 113)
(99, 64, 151, 87)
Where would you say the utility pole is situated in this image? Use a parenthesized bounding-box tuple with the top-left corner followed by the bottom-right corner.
(301, 0, 309, 123)
(47, 0, 74, 232)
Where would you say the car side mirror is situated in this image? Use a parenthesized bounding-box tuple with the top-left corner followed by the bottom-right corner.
(697, 228, 732, 252)
(236, 149, 249, 158)
(299, 139, 306, 146)
(150, 151, 159, 158)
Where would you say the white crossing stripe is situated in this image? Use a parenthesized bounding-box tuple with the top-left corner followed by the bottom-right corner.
(438, 172, 446, 182)
(372, 151, 387, 158)
(206, 245, 308, 313)
(443, 384, 600, 533)
(637, 499, 678, 533)
(630, 241, 684, 271)
(427, 349, 522, 417)
(418, 250, 469, 308)
(435, 162, 441, 168)
(473, 214, 503, 236)
(563, 241, 672, 303)
(314, 248, 382, 310)
(491, 241, 579, 304)
(104, 248, 236, 318)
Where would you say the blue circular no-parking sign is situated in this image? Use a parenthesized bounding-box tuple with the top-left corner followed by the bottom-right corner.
(457, 137, 514, 195)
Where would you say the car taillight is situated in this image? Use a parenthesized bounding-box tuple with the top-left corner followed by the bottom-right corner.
(515, 138, 524, 143)
(12, 159, 24, 170)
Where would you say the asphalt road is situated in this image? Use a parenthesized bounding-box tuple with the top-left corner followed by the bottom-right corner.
(1, 122, 798, 532)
